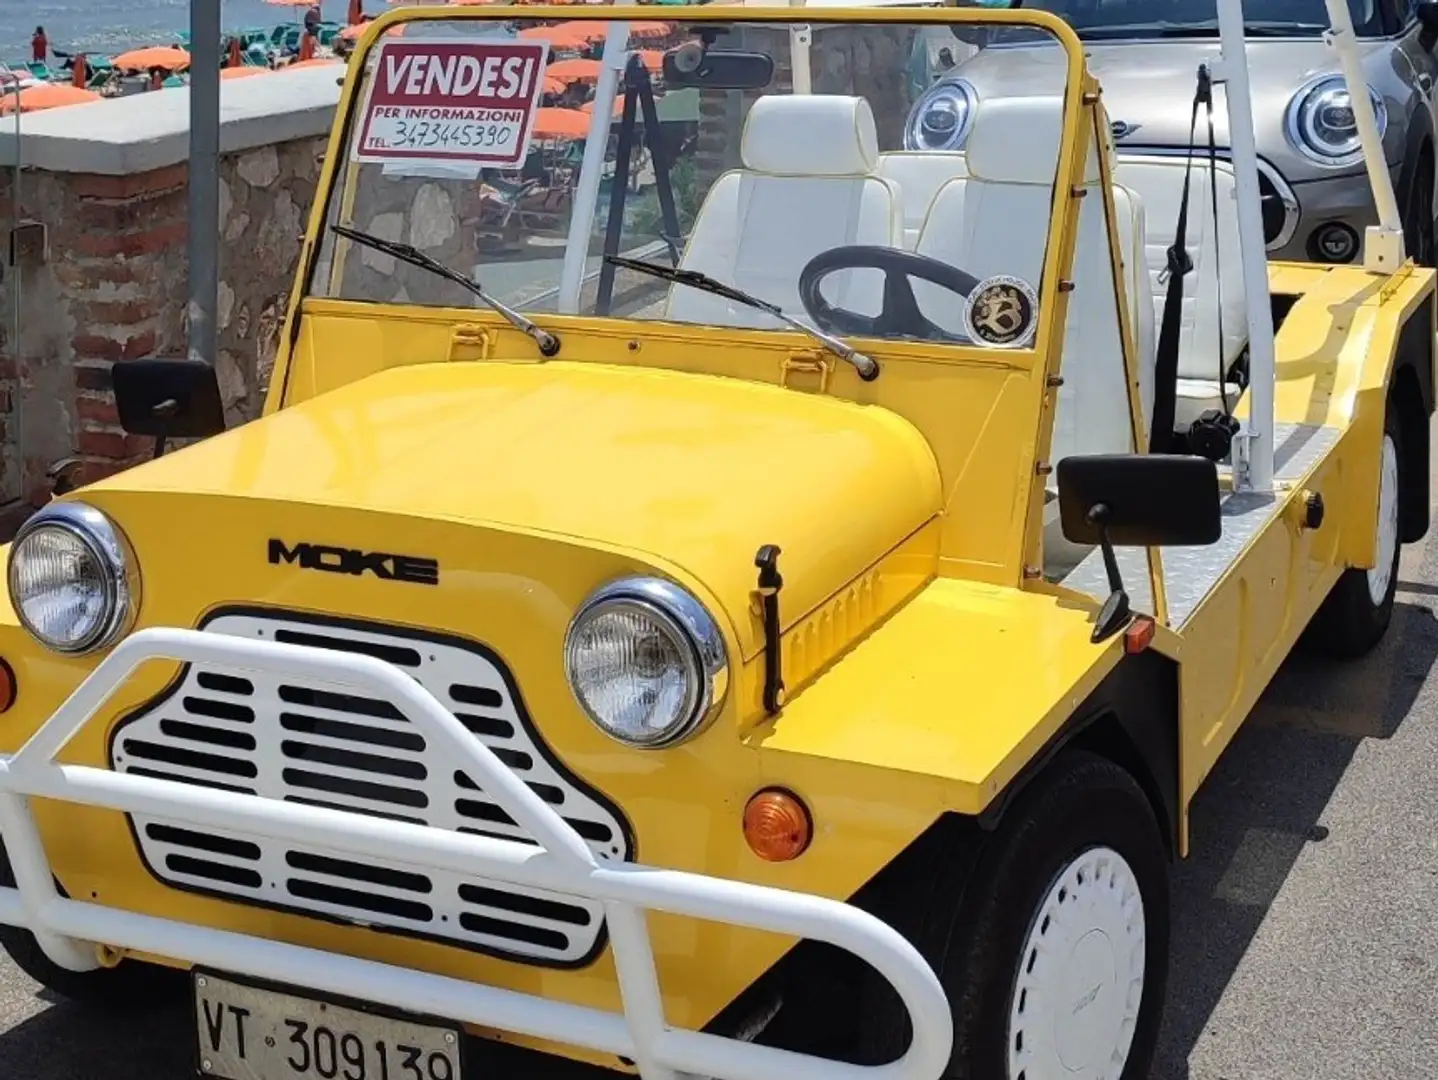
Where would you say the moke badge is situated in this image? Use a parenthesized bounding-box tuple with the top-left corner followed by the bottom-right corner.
(1111, 120, 1141, 139)
(963, 275, 1038, 349)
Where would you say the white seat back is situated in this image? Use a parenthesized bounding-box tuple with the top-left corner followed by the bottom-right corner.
(665, 96, 900, 328)
(1112, 155, 1246, 385)
(876, 151, 969, 249)
(913, 96, 1154, 463)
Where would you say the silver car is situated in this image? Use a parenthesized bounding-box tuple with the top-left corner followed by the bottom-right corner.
(904, 0, 1438, 264)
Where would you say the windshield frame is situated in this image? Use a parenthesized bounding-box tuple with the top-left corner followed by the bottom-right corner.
(284, 3, 1091, 388)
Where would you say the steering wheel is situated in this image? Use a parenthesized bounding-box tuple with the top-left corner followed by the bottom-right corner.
(797, 246, 982, 342)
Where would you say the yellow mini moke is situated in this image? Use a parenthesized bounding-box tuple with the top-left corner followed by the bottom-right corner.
(0, 2, 1430, 1079)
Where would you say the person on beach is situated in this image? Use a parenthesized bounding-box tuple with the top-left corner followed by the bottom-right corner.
(304, 6, 322, 35)
(31, 27, 47, 64)
(148, 68, 163, 91)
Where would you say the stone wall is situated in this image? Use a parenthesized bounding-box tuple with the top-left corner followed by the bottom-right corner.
(0, 65, 341, 524)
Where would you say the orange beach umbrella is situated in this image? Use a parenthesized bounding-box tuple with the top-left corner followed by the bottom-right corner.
(112, 45, 190, 72)
(545, 57, 602, 83)
(0, 83, 101, 114)
(531, 106, 589, 139)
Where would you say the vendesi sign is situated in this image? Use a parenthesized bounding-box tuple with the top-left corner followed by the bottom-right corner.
(353, 38, 551, 170)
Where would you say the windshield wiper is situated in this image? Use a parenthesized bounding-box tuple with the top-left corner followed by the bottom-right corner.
(1078, 18, 1325, 39)
(605, 255, 879, 381)
(330, 224, 560, 357)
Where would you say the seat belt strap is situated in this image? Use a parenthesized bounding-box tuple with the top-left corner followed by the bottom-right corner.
(1201, 69, 1231, 417)
(1149, 65, 1210, 451)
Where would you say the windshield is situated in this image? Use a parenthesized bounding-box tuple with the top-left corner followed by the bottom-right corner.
(1014, 0, 1384, 39)
(309, 12, 1071, 348)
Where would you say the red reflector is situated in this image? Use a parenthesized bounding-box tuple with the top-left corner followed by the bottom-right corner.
(1124, 616, 1156, 655)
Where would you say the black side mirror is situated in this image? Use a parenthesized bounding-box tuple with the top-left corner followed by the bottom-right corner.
(111, 358, 226, 459)
(1057, 454, 1221, 642)
(1418, 0, 1438, 48)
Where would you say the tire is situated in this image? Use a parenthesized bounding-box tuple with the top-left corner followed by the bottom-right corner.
(0, 844, 182, 1010)
(1305, 402, 1403, 659)
(860, 751, 1170, 1080)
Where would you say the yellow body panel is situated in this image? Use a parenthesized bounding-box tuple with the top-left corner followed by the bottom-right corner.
(2, 3, 1434, 1071)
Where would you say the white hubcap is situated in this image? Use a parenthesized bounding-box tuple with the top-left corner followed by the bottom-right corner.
(1367, 432, 1400, 606)
(1007, 846, 1146, 1080)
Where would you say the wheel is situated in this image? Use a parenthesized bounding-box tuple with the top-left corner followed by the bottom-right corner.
(1304, 402, 1402, 658)
(0, 844, 182, 1010)
(859, 751, 1170, 1080)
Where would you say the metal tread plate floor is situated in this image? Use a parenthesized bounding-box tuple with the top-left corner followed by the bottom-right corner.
(1061, 422, 1342, 629)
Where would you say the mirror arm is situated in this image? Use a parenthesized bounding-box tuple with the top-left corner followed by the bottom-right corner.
(1086, 503, 1133, 644)
(152, 397, 178, 459)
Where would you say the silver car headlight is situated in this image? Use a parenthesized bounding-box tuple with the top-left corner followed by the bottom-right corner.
(8, 502, 138, 654)
(904, 78, 978, 151)
(1284, 74, 1386, 167)
(564, 576, 729, 749)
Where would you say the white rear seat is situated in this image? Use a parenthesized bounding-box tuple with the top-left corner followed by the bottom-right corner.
(876, 151, 969, 249)
(912, 96, 1155, 462)
(1112, 155, 1246, 429)
(665, 95, 900, 328)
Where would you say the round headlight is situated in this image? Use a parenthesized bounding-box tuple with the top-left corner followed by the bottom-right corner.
(8, 503, 137, 654)
(904, 78, 978, 152)
(1284, 75, 1387, 167)
(564, 577, 729, 749)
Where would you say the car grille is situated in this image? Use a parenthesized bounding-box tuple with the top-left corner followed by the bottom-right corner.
(110, 610, 633, 968)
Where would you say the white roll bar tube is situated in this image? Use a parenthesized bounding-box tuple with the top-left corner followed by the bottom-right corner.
(558, 22, 631, 314)
(1323, 0, 1406, 271)
(1213, 0, 1277, 492)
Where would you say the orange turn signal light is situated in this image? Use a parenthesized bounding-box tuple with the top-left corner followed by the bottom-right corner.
(743, 788, 812, 863)
(1124, 615, 1156, 655)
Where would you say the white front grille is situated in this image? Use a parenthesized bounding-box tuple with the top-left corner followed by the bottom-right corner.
(110, 611, 632, 967)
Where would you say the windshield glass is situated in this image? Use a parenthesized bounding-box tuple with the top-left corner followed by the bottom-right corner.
(310, 12, 1071, 348)
(1013, 0, 1383, 39)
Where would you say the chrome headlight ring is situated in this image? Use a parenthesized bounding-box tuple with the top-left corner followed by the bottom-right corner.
(1284, 74, 1387, 168)
(904, 78, 979, 152)
(563, 576, 729, 749)
(7, 502, 139, 655)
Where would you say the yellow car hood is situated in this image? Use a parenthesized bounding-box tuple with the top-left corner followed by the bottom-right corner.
(90, 361, 942, 658)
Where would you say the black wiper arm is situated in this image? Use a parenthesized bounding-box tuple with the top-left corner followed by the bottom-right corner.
(330, 224, 559, 358)
(1079, 18, 1324, 38)
(606, 255, 879, 381)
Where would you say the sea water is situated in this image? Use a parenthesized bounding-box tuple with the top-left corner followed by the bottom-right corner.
(0, 0, 346, 58)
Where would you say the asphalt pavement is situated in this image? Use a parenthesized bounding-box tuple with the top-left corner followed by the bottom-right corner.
(4, 432, 1438, 1080)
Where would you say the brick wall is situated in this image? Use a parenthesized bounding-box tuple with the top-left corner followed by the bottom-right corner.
(0, 134, 327, 517)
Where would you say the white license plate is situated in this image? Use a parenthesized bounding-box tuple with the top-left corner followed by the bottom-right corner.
(194, 972, 464, 1080)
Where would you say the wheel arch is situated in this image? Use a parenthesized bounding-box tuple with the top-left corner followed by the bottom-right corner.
(1392, 292, 1434, 542)
(1394, 113, 1434, 239)
(700, 649, 1183, 1060)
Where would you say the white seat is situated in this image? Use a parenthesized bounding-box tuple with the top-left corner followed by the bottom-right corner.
(876, 151, 969, 249)
(665, 95, 901, 329)
(909, 96, 1157, 577)
(1112, 154, 1246, 430)
(912, 96, 1155, 461)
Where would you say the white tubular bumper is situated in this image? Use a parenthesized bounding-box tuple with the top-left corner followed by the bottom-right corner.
(0, 628, 954, 1080)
